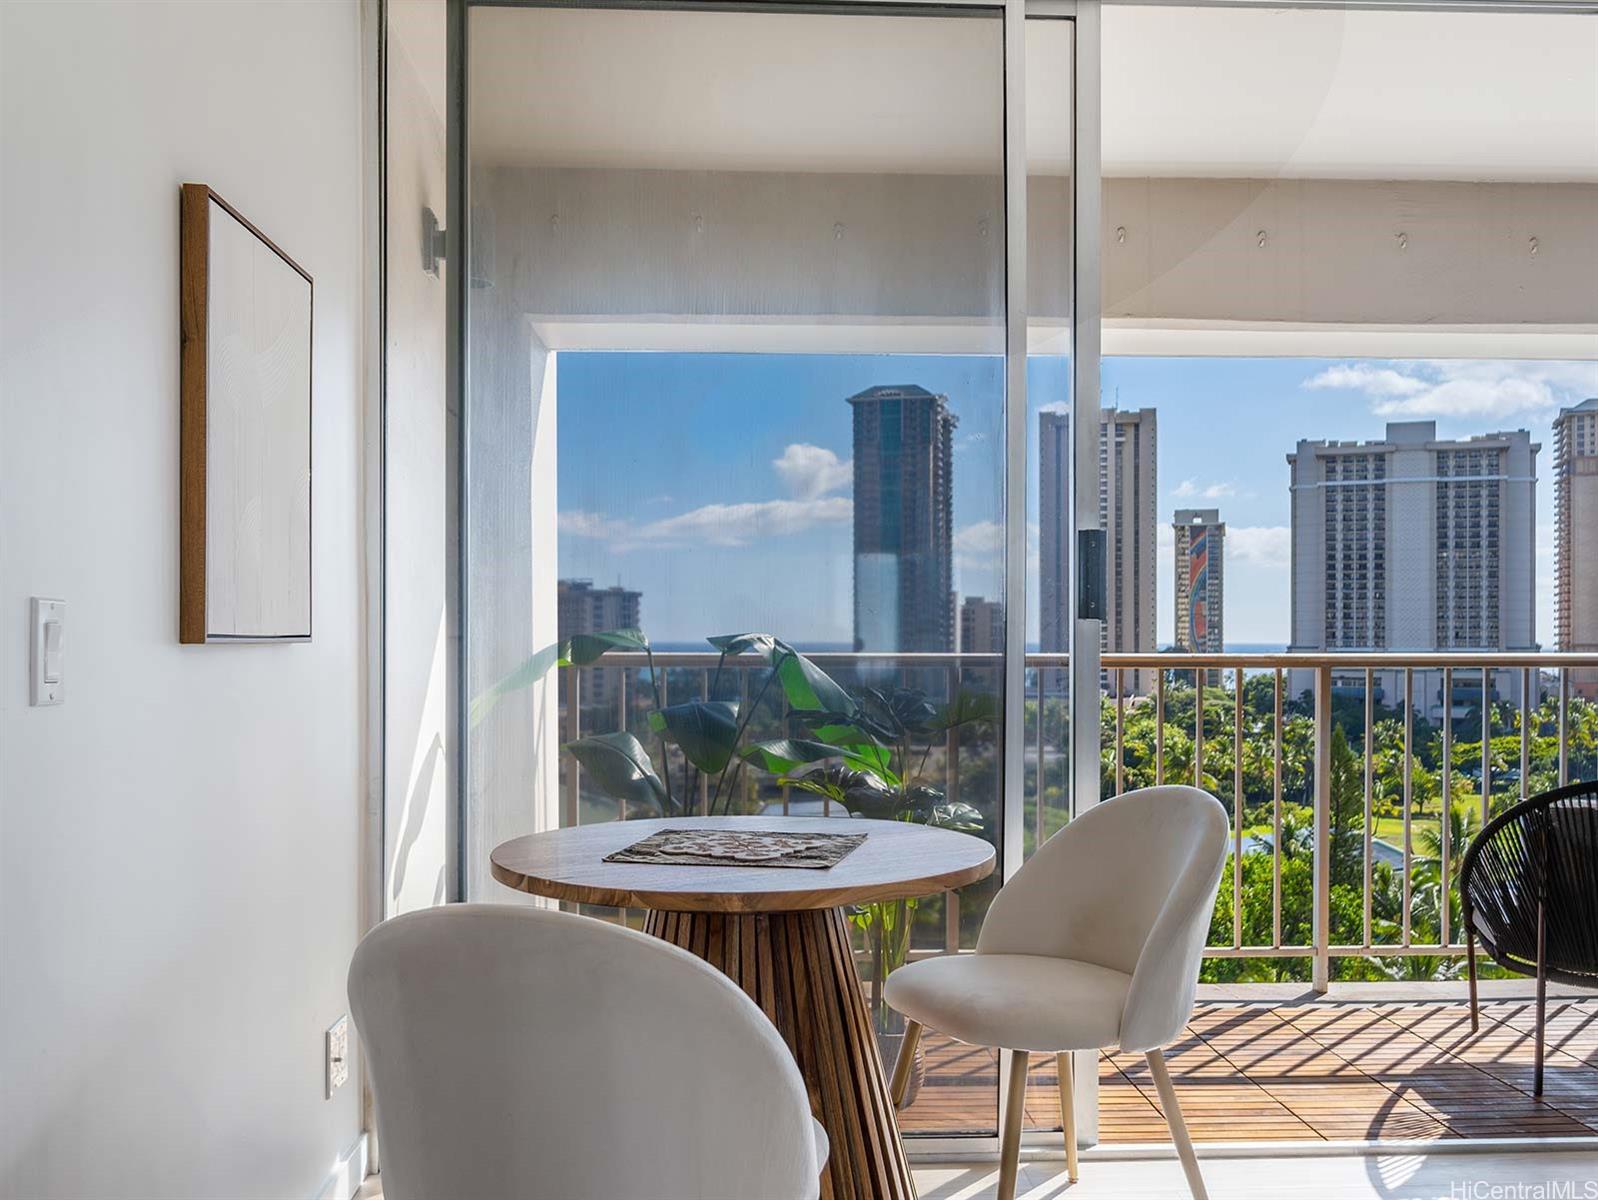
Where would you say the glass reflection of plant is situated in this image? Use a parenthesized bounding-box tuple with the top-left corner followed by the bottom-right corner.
(476, 627, 994, 1032)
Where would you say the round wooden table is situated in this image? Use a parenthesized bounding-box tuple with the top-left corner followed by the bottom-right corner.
(491, 816, 995, 1200)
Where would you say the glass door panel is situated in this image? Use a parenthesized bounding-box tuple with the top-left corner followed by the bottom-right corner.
(463, 0, 1008, 1138)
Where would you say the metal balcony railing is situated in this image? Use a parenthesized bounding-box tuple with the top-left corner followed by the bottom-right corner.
(558, 649, 1598, 992)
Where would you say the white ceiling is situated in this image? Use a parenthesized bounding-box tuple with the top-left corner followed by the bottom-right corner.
(468, 4, 1598, 181)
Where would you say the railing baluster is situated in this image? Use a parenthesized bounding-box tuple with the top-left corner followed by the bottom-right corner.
(1273, 666, 1284, 950)
(1155, 669, 1166, 786)
(739, 668, 751, 816)
(780, 684, 790, 817)
(1363, 667, 1373, 950)
(1312, 664, 1332, 993)
(1441, 665, 1452, 948)
(1559, 667, 1570, 787)
(1519, 666, 1531, 805)
(564, 666, 581, 829)
(1481, 666, 1492, 825)
(699, 669, 711, 817)
(1402, 666, 1413, 948)
(1114, 670, 1125, 798)
(1233, 667, 1243, 951)
(618, 669, 628, 822)
(1194, 668, 1205, 790)
(1037, 664, 1047, 839)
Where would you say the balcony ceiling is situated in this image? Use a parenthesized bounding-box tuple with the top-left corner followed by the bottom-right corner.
(469, 5, 1598, 182)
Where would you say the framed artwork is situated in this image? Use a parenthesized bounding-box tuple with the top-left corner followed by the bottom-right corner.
(179, 184, 313, 643)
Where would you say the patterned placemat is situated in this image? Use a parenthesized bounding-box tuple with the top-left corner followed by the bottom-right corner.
(604, 828, 866, 870)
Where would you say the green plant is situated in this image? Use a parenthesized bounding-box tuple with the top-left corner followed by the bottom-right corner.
(479, 627, 994, 1027)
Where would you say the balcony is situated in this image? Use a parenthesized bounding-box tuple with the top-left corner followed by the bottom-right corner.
(557, 648, 1598, 1147)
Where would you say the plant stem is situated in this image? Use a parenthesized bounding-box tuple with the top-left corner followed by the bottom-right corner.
(711, 653, 787, 813)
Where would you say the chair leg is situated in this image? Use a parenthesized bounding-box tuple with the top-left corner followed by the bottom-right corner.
(1534, 901, 1547, 1098)
(1466, 924, 1480, 1033)
(1146, 1047, 1208, 1200)
(1055, 1051, 1079, 1183)
(998, 1049, 1030, 1200)
(889, 1020, 923, 1110)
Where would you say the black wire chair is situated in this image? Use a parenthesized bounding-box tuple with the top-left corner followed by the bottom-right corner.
(1460, 779, 1598, 1095)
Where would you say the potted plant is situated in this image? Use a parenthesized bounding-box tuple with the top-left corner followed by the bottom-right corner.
(775, 685, 991, 1105)
(476, 629, 995, 1100)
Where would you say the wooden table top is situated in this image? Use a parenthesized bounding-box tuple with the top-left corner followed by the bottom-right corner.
(490, 816, 996, 913)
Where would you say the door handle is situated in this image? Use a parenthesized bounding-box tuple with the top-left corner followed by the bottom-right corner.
(1077, 529, 1106, 622)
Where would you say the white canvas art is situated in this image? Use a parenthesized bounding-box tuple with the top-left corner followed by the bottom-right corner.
(181, 186, 312, 642)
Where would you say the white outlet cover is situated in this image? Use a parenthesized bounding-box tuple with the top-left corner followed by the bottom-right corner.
(326, 1015, 349, 1098)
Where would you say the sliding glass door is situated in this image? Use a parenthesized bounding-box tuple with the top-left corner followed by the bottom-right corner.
(453, 0, 1098, 1147)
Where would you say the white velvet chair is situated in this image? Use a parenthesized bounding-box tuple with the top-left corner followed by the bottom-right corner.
(885, 785, 1229, 1200)
(349, 903, 827, 1200)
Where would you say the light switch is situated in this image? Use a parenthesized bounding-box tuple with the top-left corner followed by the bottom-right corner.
(31, 597, 65, 706)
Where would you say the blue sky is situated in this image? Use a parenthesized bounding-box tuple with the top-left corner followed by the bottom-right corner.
(557, 354, 1597, 649)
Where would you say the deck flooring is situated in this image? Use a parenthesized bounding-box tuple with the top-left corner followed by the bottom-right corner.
(896, 997, 1598, 1143)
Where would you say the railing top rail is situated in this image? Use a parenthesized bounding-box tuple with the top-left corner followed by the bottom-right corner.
(569, 649, 1598, 669)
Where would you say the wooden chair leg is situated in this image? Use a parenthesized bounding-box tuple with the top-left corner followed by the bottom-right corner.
(890, 1020, 923, 1110)
(1147, 1047, 1208, 1200)
(1534, 901, 1547, 1098)
(1466, 924, 1480, 1033)
(1056, 1051, 1079, 1183)
(998, 1049, 1030, 1200)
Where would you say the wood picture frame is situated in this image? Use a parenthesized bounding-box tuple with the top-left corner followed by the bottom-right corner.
(180, 184, 314, 644)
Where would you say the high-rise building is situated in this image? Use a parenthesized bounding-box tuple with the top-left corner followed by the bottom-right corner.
(849, 385, 956, 654)
(1174, 508, 1225, 661)
(1554, 398, 1598, 698)
(959, 595, 1004, 656)
(1287, 420, 1538, 710)
(557, 578, 641, 707)
(1038, 407, 1159, 695)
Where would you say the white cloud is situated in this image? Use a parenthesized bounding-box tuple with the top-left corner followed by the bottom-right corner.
(772, 443, 851, 500)
(633, 497, 851, 548)
(1227, 525, 1291, 568)
(953, 520, 1040, 575)
(561, 495, 851, 551)
(1038, 401, 1071, 416)
(1300, 360, 1598, 421)
(559, 509, 626, 539)
(1302, 364, 1429, 398)
(1172, 478, 1238, 501)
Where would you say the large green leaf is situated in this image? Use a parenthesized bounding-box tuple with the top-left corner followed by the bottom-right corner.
(565, 732, 667, 814)
(769, 640, 855, 716)
(707, 632, 776, 657)
(790, 712, 895, 783)
(562, 628, 649, 667)
(929, 689, 999, 732)
(648, 701, 740, 774)
(469, 641, 562, 728)
(738, 738, 850, 776)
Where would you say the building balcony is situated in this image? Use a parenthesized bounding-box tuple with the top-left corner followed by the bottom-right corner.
(555, 648, 1598, 1150)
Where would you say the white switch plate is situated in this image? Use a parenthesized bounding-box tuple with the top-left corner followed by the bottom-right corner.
(30, 597, 65, 706)
(326, 1014, 349, 1098)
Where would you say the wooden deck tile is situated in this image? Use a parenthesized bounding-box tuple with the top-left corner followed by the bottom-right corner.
(891, 998, 1598, 1144)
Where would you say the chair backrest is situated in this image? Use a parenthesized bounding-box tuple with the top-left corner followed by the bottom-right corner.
(1462, 780, 1598, 986)
(976, 786, 1229, 1052)
(349, 904, 820, 1200)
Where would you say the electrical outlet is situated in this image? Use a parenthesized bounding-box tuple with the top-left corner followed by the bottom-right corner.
(326, 1015, 349, 1098)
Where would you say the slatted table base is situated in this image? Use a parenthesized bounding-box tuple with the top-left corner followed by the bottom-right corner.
(644, 907, 917, 1200)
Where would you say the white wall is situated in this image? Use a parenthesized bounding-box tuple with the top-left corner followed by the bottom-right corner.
(1, 3, 369, 1197)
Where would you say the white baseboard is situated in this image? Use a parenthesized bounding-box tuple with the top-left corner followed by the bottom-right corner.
(315, 1132, 370, 1200)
